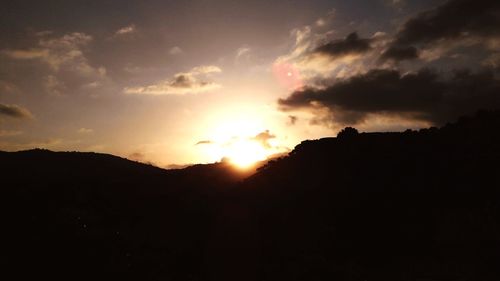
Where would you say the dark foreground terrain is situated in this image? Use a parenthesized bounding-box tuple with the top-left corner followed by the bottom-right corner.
(3, 111, 500, 281)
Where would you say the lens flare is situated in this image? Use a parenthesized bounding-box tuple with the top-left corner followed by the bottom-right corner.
(273, 62, 303, 90)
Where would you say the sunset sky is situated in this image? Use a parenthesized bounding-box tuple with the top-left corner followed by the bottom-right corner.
(1, 0, 500, 167)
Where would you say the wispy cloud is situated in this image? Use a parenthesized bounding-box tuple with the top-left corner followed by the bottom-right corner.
(44, 75, 66, 96)
(169, 46, 183, 55)
(274, 20, 383, 87)
(0, 81, 21, 95)
(0, 138, 62, 151)
(77, 128, 94, 134)
(2, 32, 106, 77)
(114, 24, 137, 36)
(0, 130, 23, 137)
(236, 47, 251, 59)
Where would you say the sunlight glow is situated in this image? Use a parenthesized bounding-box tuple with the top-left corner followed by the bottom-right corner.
(198, 115, 282, 168)
(225, 139, 269, 168)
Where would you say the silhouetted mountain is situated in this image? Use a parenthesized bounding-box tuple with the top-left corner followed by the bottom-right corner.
(3, 110, 500, 281)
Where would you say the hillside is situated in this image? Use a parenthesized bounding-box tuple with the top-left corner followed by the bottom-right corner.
(2, 110, 500, 281)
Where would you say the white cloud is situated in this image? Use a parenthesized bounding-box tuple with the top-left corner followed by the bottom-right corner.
(114, 24, 137, 36)
(169, 46, 183, 55)
(190, 65, 222, 74)
(236, 47, 251, 58)
(316, 18, 326, 27)
(124, 65, 222, 95)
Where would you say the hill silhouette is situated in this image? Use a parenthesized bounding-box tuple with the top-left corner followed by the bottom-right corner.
(2, 110, 500, 281)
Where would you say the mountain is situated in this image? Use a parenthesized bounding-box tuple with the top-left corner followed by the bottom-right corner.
(2, 110, 500, 281)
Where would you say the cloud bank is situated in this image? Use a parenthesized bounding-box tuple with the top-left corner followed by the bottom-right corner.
(279, 68, 500, 126)
(382, 0, 500, 61)
(277, 0, 500, 129)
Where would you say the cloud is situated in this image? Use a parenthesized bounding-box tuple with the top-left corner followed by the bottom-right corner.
(316, 18, 326, 27)
(252, 130, 276, 149)
(2, 32, 106, 78)
(483, 53, 500, 69)
(0, 138, 62, 151)
(380, 45, 419, 61)
(190, 65, 222, 74)
(288, 115, 298, 125)
(195, 140, 213, 145)
(0, 103, 33, 119)
(169, 46, 183, 55)
(0, 130, 23, 137)
(0, 81, 21, 95)
(124, 65, 222, 95)
(44, 75, 66, 96)
(1, 49, 49, 59)
(129, 152, 144, 160)
(312, 32, 372, 59)
(114, 24, 137, 36)
(382, 0, 500, 61)
(271, 0, 500, 131)
(385, 0, 405, 9)
(274, 19, 382, 86)
(279, 68, 500, 127)
(77, 128, 93, 134)
(236, 47, 251, 58)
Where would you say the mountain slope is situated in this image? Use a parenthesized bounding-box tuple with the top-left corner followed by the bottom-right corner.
(2, 110, 500, 281)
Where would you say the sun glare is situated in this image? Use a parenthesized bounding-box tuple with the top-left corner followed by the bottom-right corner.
(199, 116, 282, 169)
(225, 139, 268, 168)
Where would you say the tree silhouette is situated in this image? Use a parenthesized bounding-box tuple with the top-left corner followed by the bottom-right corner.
(337, 126, 359, 139)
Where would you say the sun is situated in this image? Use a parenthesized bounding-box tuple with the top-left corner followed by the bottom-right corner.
(197, 116, 283, 169)
(224, 139, 269, 169)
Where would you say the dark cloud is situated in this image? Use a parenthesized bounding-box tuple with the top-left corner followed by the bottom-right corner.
(382, 0, 500, 61)
(129, 152, 144, 160)
(313, 32, 372, 59)
(252, 130, 276, 149)
(171, 74, 195, 88)
(380, 45, 419, 61)
(279, 68, 500, 126)
(195, 140, 213, 145)
(0, 103, 33, 119)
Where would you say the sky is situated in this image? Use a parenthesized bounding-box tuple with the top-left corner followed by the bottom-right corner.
(1, 0, 500, 167)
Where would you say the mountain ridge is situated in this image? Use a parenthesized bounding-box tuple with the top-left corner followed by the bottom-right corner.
(2, 110, 500, 281)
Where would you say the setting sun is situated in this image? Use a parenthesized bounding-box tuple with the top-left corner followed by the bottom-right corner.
(197, 116, 286, 168)
(224, 139, 269, 168)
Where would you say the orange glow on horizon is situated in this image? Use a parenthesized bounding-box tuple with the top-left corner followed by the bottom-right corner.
(197, 115, 286, 168)
(225, 138, 269, 168)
